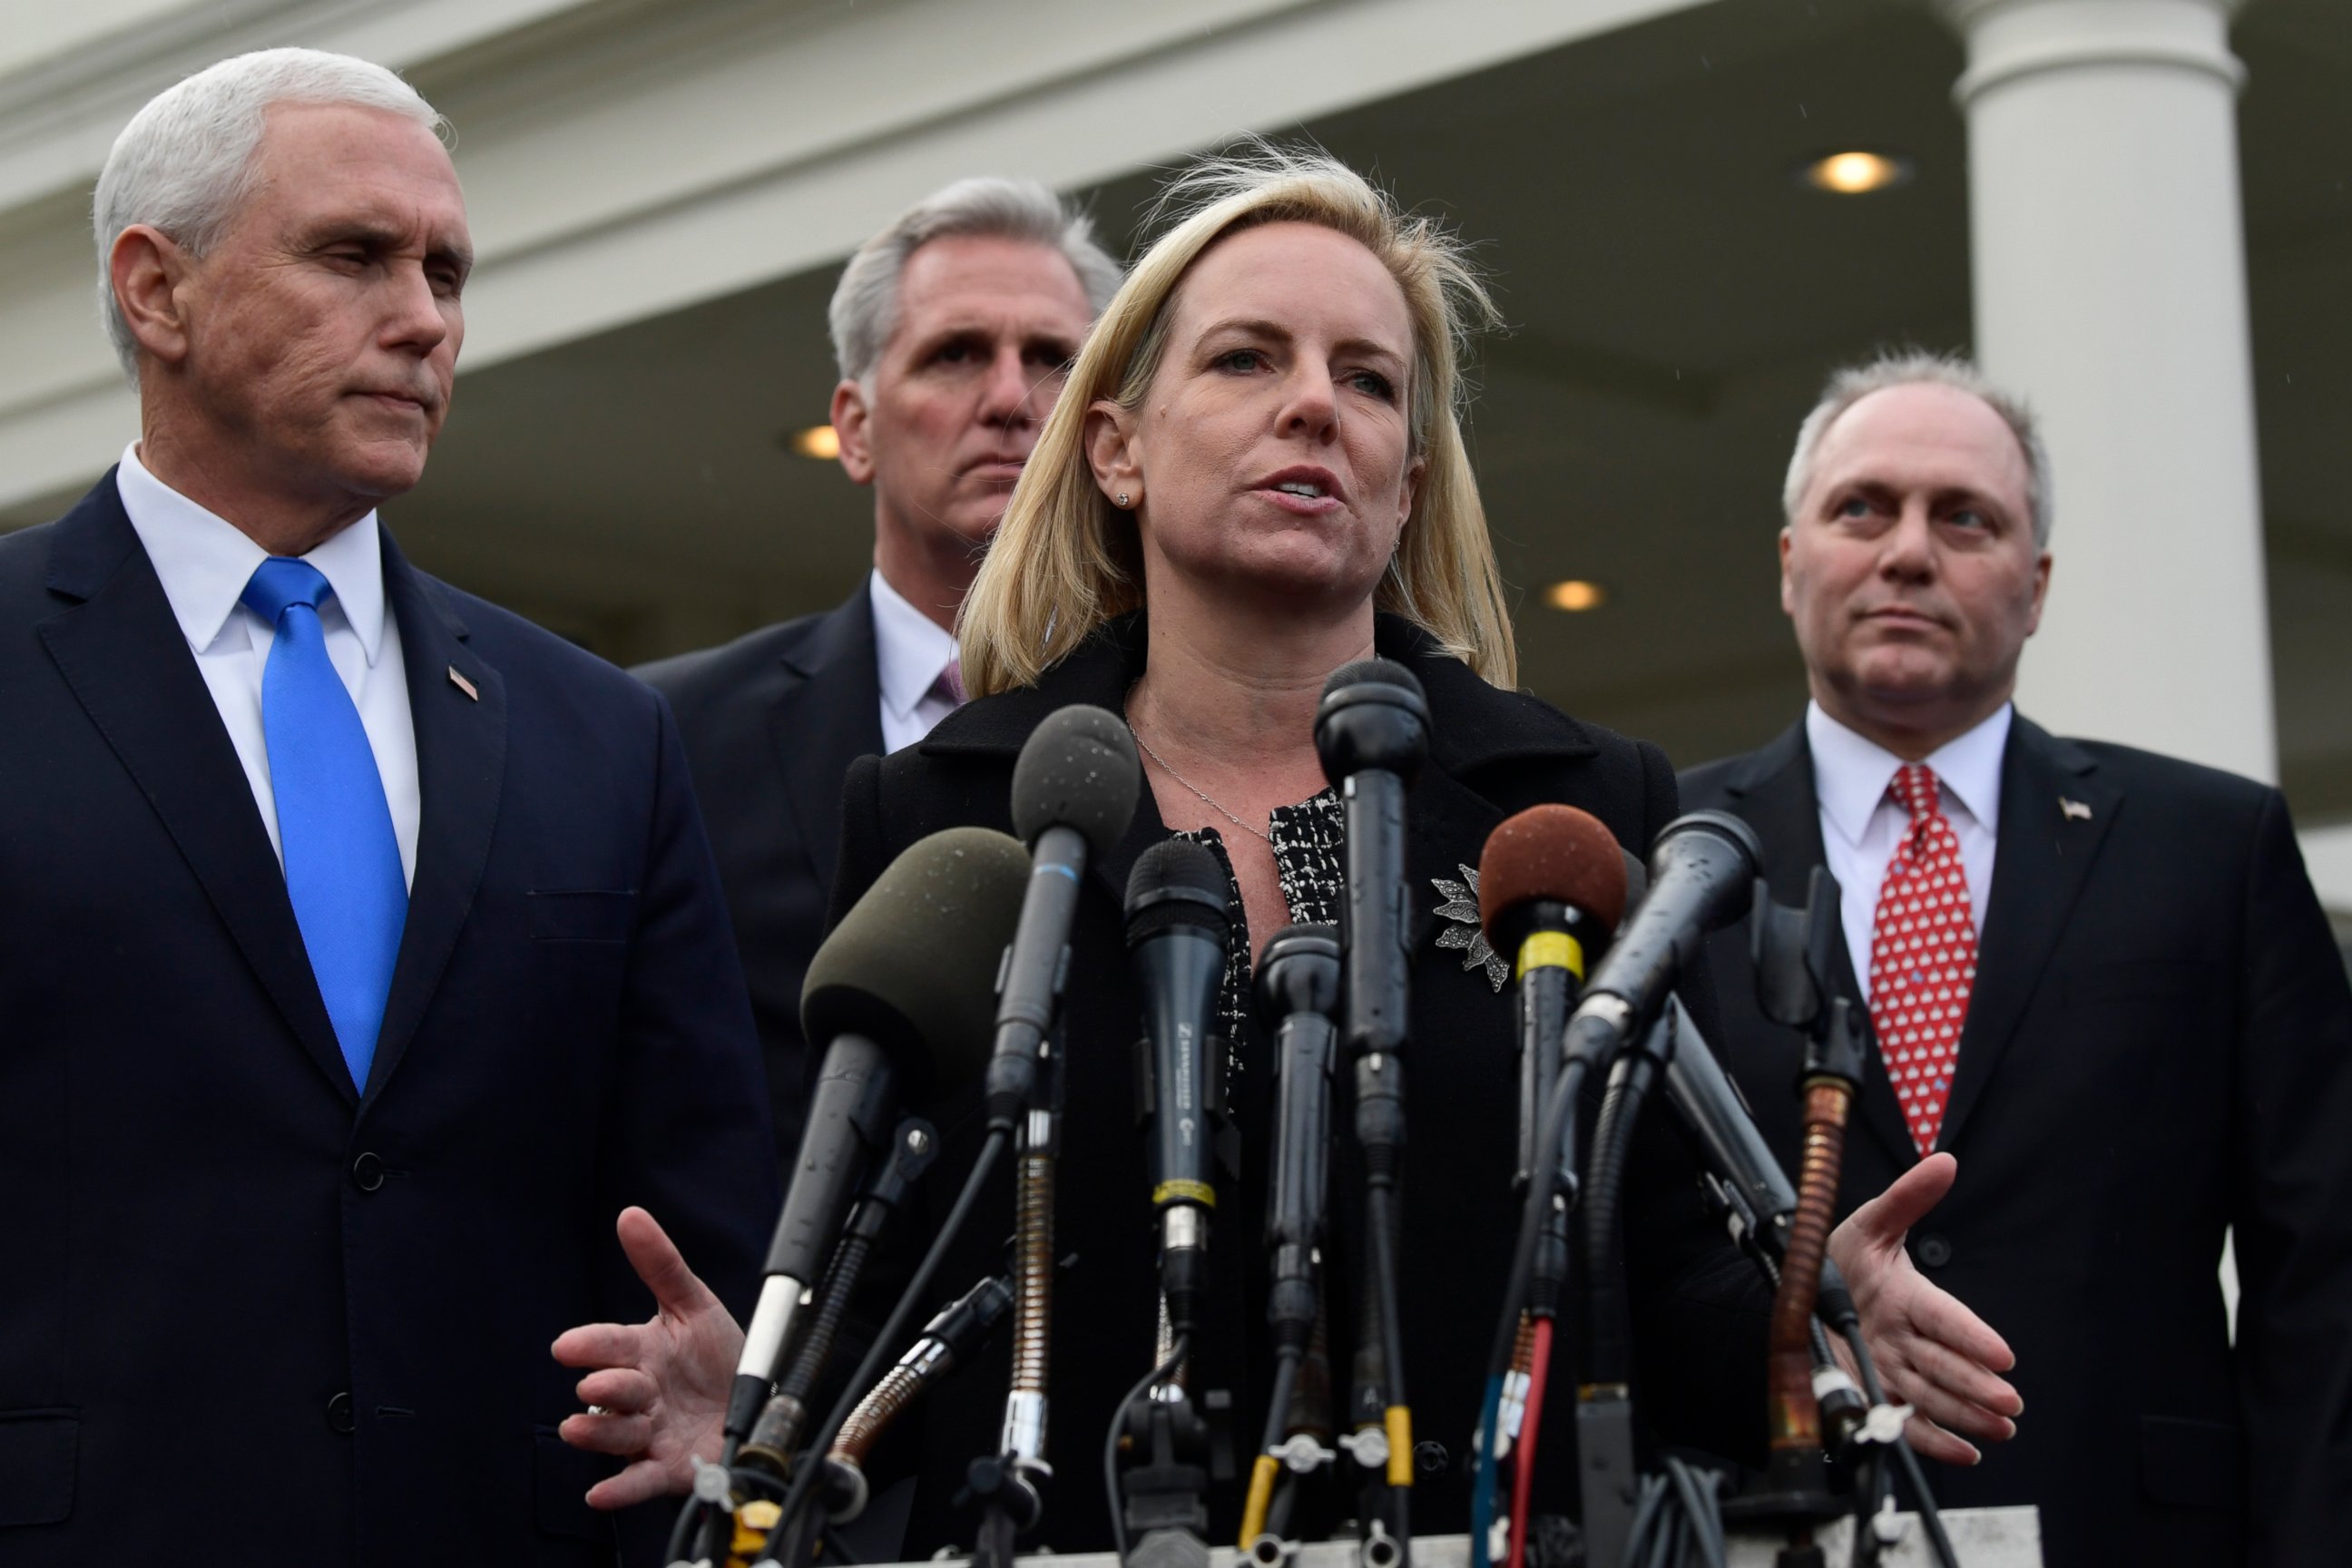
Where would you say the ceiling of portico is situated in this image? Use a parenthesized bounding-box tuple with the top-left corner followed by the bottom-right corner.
(13, 0, 2346, 818)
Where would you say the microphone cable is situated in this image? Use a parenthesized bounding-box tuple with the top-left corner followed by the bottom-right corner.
(1102, 1332, 1191, 1564)
(1503, 1314, 1553, 1568)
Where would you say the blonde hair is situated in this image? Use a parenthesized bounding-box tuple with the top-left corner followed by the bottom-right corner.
(958, 143, 1516, 696)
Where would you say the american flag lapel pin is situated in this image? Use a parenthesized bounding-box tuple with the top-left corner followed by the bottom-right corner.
(2059, 796, 2092, 821)
(447, 665, 479, 701)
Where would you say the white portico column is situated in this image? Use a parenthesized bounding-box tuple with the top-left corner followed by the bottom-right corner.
(1936, 0, 2275, 782)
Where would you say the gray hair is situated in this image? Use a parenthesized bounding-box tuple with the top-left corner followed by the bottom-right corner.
(827, 176, 1122, 386)
(1783, 349, 2054, 547)
(93, 48, 446, 380)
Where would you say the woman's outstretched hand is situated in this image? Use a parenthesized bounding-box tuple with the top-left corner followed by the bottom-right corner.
(1828, 1152, 2024, 1466)
(552, 1206, 745, 1508)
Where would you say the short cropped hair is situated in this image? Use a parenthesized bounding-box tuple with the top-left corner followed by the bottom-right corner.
(957, 142, 1515, 697)
(93, 48, 446, 379)
(827, 176, 1122, 386)
(1783, 350, 2054, 548)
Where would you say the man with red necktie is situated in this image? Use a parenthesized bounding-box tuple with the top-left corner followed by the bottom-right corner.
(1682, 351, 2352, 1566)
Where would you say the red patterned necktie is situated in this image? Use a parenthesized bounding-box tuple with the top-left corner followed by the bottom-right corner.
(1867, 762, 1978, 1156)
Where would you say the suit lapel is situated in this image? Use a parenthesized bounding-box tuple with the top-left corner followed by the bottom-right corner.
(35, 476, 357, 1103)
(769, 588, 885, 897)
(1936, 716, 2119, 1154)
(1721, 723, 1916, 1169)
(363, 534, 506, 1105)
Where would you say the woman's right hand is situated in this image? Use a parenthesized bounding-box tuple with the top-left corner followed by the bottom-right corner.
(551, 1205, 746, 1507)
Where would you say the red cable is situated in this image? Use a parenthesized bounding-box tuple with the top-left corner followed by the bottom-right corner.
(1507, 1316, 1553, 1568)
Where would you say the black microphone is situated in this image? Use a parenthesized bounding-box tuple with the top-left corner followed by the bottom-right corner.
(1314, 659, 1428, 1063)
(1314, 658, 1428, 1514)
(724, 826, 1032, 1449)
(1564, 810, 1764, 1066)
(984, 704, 1142, 1130)
(1124, 839, 1231, 1338)
(1257, 924, 1342, 1351)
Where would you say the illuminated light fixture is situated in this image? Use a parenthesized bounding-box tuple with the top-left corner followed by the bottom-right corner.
(1544, 580, 1607, 612)
(1802, 151, 1913, 195)
(788, 424, 841, 459)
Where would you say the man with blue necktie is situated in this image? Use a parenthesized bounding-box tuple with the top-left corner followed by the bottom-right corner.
(0, 48, 774, 1564)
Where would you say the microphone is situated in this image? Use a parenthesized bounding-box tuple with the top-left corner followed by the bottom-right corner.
(1565, 810, 1763, 1065)
(1313, 659, 1429, 1516)
(1588, 831, 1860, 1314)
(1241, 924, 1343, 1546)
(1313, 659, 1428, 1063)
(1477, 807, 1630, 1195)
(984, 704, 1142, 1130)
(1257, 924, 1342, 1350)
(1124, 839, 1232, 1338)
(1476, 805, 1630, 1321)
(724, 826, 1032, 1450)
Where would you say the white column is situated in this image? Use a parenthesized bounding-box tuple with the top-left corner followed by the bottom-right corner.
(1936, 0, 2274, 782)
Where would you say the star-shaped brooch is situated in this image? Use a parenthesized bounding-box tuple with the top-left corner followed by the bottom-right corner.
(1431, 863, 1508, 993)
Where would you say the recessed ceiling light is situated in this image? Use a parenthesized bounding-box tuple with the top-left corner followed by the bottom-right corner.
(1544, 580, 1606, 612)
(787, 424, 841, 459)
(1801, 151, 1912, 195)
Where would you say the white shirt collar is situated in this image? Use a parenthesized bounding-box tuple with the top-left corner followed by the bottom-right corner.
(1806, 698, 2012, 848)
(115, 443, 389, 664)
(868, 568, 959, 721)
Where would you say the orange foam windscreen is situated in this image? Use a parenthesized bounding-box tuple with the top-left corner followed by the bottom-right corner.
(1476, 803, 1630, 942)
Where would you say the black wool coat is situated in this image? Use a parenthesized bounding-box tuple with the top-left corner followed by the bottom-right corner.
(1683, 716, 2352, 1568)
(825, 613, 1770, 1554)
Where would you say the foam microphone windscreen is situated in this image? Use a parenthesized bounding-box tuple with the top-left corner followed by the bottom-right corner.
(1476, 803, 1631, 944)
(1124, 838, 1231, 945)
(1010, 703, 1141, 858)
(801, 826, 1032, 1102)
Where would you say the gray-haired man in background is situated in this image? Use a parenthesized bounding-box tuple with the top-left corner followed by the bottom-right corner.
(640, 180, 1121, 1171)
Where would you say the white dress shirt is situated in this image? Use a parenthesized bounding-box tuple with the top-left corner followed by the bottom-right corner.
(1807, 699, 2009, 1004)
(116, 445, 421, 889)
(869, 569, 962, 753)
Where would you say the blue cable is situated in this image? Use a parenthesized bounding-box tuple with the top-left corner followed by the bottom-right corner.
(1469, 1370, 1505, 1568)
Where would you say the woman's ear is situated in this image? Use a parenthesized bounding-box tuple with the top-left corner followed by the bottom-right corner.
(1083, 399, 1143, 512)
(1394, 452, 1427, 543)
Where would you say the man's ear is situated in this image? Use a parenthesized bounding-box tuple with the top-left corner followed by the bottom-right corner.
(110, 225, 192, 368)
(1083, 399, 1142, 511)
(1778, 525, 1798, 618)
(830, 379, 876, 486)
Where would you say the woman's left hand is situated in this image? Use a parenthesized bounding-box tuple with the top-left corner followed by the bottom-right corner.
(1828, 1152, 2025, 1465)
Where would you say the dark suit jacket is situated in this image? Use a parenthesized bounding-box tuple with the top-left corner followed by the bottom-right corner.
(0, 475, 779, 1566)
(828, 613, 1769, 1554)
(637, 585, 884, 1169)
(1682, 715, 2352, 1568)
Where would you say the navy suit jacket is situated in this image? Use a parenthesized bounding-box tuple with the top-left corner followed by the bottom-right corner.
(0, 475, 778, 1565)
(1682, 716, 2352, 1568)
(637, 586, 885, 1171)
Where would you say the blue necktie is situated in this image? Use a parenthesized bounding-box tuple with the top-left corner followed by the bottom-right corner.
(240, 558, 407, 1092)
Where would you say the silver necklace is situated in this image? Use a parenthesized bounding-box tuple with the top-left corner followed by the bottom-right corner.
(1126, 710, 1273, 846)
